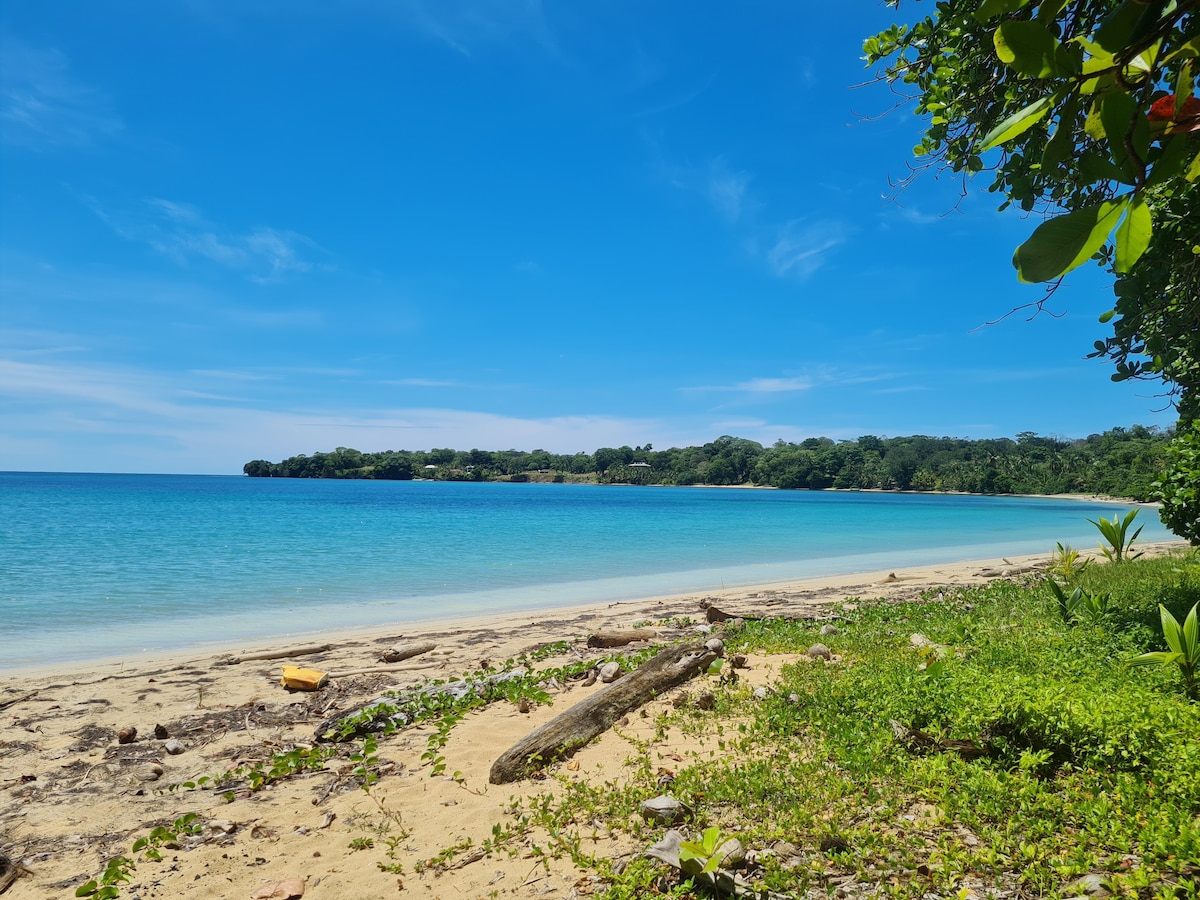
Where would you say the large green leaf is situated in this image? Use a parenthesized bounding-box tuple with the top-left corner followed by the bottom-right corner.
(1076, 39, 1115, 82)
(1131, 649, 1180, 666)
(1041, 94, 1079, 169)
(1013, 198, 1128, 283)
(1054, 41, 1083, 75)
(1079, 148, 1134, 185)
(1094, 0, 1146, 54)
(1147, 134, 1195, 187)
(1083, 103, 1107, 142)
(1074, 38, 1117, 95)
(1161, 604, 1185, 656)
(1099, 90, 1149, 176)
(994, 21, 1062, 77)
(977, 96, 1053, 151)
(1037, 0, 1069, 24)
(1128, 0, 1169, 48)
(1164, 36, 1200, 63)
(1183, 602, 1199, 658)
(1178, 59, 1196, 107)
(1114, 195, 1152, 273)
(1187, 149, 1200, 183)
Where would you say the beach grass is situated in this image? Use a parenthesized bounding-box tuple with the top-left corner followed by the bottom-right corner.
(454, 554, 1200, 898)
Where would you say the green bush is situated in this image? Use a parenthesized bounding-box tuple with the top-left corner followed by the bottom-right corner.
(1156, 425, 1200, 545)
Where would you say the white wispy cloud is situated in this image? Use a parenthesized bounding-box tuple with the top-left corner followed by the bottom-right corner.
(684, 369, 897, 405)
(629, 79, 715, 119)
(272, 365, 365, 378)
(2, 261, 326, 336)
(383, 378, 462, 388)
(873, 385, 931, 395)
(89, 197, 322, 283)
(0, 356, 717, 473)
(705, 159, 753, 223)
(177, 389, 251, 402)
(732, 376, 813, 394)
(148, 199, 203, 224)
(0, 40, 122, 150)
(0, 326, 91, 357)
(652, 143, 843, 279)
(706, 419, 863, 445)
(189, 369, 278, 382)
(684, 374, 815, 396)
(767, 219, 845, 279)
(879, 204, 956, 227)
(396, 0, 560, 58)
(0, 355, 959, 474)
(709, 417, 768, 430)
(661, 153, 757, 224)
(0, 358, 199, 420)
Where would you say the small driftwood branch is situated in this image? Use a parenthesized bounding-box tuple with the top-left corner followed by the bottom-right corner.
(0, 691, 38, 712)
(0, 851, 32, 895)
(889, 719, 989, 760)
(327, 662, 441, 679)
(214, 643, 335, 666)
(978, 565, 1041, 577)
(586, 628, 659, 648)
(703, 603, 818, 624)
(379, 640, 436, 663)
(489, 642, 717, 784)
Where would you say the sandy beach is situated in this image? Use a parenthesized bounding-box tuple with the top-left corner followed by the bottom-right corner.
(0, 542, 1183, 900)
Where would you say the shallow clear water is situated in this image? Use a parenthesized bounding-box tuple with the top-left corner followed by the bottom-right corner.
(0, 473, 1172, 667)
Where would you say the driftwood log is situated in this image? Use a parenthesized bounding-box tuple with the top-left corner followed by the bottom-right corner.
(586, 628, 659, 648)
(379, 640, 436, 663)
(213, 643, 335, 666)
(703, 603, 824, 625)
(705, 604, 749, 624)
(489, 642, 718, 784)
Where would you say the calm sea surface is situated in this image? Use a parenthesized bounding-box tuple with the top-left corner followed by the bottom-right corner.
(0, 473, 1173, 668)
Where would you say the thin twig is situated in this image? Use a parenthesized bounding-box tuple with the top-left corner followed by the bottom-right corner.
(0, 692, 38, 711)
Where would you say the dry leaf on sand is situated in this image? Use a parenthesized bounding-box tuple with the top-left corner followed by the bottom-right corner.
(250, 877, 305, 899)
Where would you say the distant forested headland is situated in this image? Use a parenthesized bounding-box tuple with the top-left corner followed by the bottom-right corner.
(243, 425, 1172, 500)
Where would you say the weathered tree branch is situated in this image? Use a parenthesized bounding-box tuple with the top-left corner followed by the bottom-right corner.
(489, 642, 718, 784)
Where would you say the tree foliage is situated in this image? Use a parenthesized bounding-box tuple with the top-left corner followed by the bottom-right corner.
(866, 0, 1198, 287)
(1156, 425, 1200, 541)
(244, 425, 1172, 500)
(865, 0, 1198, 539)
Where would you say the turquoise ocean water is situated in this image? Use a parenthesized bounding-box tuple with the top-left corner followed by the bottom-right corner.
(0, 473, 1174, 669)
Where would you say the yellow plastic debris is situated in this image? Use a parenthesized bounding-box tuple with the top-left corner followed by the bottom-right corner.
(279, 665, 329, 691)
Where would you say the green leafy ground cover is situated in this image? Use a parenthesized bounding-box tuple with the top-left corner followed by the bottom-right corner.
(72, 553, 1200, 899)
(504, 554, 1200, 899)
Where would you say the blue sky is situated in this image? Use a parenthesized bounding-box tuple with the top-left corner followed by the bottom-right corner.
(0, 1, 1178, 475)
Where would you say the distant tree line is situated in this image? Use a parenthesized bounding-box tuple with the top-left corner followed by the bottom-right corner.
(243, 425, 1172, 500)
